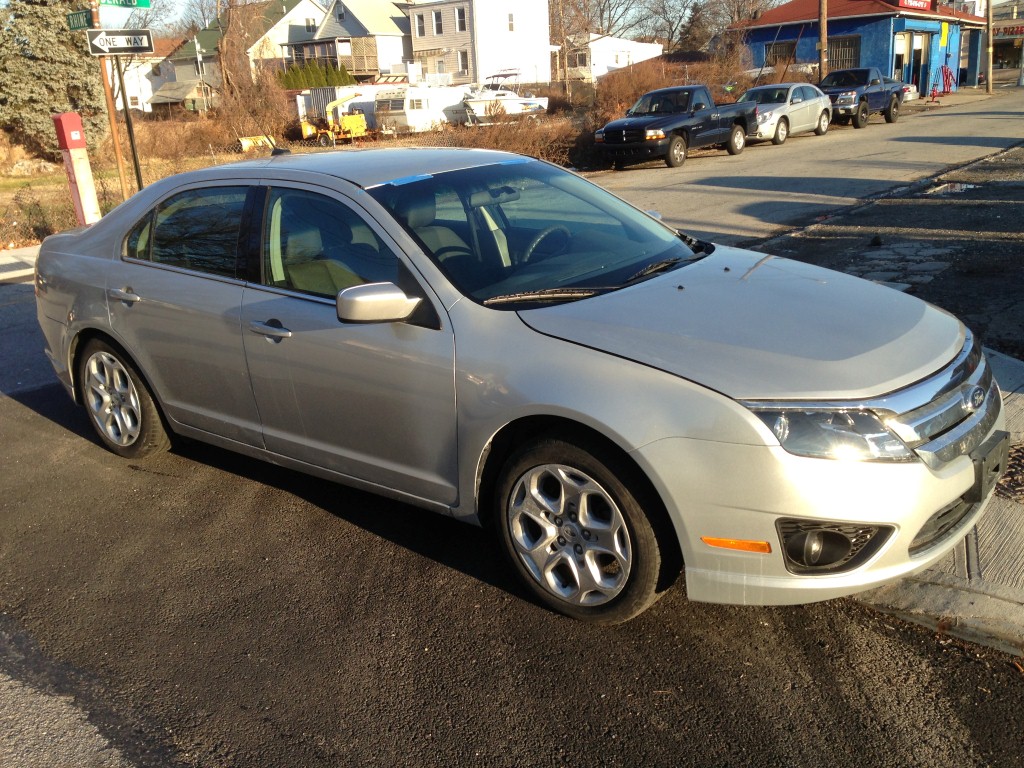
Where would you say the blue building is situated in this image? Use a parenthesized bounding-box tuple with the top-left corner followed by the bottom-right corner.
(733, 0, 987, 93)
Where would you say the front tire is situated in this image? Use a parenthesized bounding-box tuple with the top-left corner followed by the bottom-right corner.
(726, 124, 746, 155)
(78, 339, 170, 459)
(665, 134, 687, 168)
(852, 101, 870, 129)
(772, 118, 788, 145)
(496, 437, 669, 623)
(815, 110, 830, 135)
(884, 95, 900, 123)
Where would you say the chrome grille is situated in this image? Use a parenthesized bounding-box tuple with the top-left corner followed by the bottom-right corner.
(603, 128, 646, 145)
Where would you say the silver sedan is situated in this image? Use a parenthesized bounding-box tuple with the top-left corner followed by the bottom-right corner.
(738, 82, 833, 144)
(35, 148, 1007, 623)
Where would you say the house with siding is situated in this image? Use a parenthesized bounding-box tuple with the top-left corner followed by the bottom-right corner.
(288, 0, 411, 80)
(407, 0, 551, 85)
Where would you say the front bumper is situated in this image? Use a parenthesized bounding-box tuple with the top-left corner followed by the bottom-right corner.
(632, 336, 1007, 606)
(596, 138, 670, 163)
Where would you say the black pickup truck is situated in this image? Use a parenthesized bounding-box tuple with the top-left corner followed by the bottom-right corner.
(818, 67, 904, 128)
(595, 85, 758, 168)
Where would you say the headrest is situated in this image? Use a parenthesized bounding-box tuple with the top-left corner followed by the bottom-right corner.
(395, 194, 436, 229)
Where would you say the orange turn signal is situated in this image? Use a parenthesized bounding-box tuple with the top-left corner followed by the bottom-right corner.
(701, 536, 772, 554)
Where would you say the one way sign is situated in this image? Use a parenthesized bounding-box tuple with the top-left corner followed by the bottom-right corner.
(86, 29, 154, 56)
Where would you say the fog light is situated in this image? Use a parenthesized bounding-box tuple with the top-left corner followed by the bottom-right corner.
(776, 519, 894, 575)
(785, 529, 852, 568)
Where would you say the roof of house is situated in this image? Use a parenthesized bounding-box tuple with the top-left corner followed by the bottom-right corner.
(170, 0, 324, 60)
(316, 0, 409, 40)
(731, 0, 986, 31)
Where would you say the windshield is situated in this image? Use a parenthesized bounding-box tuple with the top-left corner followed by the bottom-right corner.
(738, 87, 790, 105)
(820, 70, 868, 88)
(368, 160, 696, 307)
(627, 90, 690, 116)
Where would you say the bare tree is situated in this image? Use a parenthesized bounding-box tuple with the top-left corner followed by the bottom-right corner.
(701, 0, 782, 36)
(637, 0, 699, 50)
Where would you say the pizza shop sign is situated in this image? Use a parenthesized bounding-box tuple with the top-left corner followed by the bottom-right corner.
(897, 0, 932, 9)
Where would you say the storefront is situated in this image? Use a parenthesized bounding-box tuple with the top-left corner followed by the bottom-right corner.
(734, 0, 986, 92)
(993, 1, 1024, 68)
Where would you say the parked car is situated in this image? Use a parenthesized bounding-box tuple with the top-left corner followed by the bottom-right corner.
(736, 82, 832, 144)
(36, 148, 1008, 624)
(819, 67, 904, 127)
(594, 85, 758, 168)
(884, 76, 920, 102)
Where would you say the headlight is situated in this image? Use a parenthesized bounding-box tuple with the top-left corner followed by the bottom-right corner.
(645, 129, 665, 140)
(757, 110, 774, 125)
(836, 90, 857, 101)
(750, 408, 915, 462)
(594, 130, 605, 143)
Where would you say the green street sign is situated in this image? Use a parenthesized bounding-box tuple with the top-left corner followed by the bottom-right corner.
(99, 0, 152, 7)
(67, 9, 91, 30)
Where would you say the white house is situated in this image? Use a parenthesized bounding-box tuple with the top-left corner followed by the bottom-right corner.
(289, 0, 411, 79)
(407, 0, 551, 85)
(109, 39, 180, 113)
(565, 34, 664, 82)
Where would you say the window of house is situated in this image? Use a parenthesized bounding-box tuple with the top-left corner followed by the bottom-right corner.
(568, 51, 587, 68)
(305, 18, 316, 33)
(764, 41, 797, 66)
(416, 14, 425, 36)
(436, 58, 446, 74)
(433, 10, 443, 35)
(458, 50, 469, 74)
(508, 13, 514, 31)
(126, 186, 249, 279)
(129, 96, 140, 108)
(151, 63, 162, 77)
(827, 36, 862, 70)
(409, 99, 424, 109)
(456, 7, 467, 32)
(194, 59, 205, 76)
(337, 4, 345, 21)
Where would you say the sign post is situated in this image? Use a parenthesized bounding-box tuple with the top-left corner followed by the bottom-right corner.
(89, 1, 130, 202)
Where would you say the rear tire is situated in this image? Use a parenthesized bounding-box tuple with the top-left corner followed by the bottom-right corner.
(495, 437, 670, 624)
(78, 339, 170, 459)
(772, 118, 788, 145)
(665, 135, 687, 168)
(814, 110, 830, 135)
(726, 124, 745, 155)
(852, 101, 870, 129)
(884, 95, 900, 123)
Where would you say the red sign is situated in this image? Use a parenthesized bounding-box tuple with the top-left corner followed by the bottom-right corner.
(897, 0, 932, 9)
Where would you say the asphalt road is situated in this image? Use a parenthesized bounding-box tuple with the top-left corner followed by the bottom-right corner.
(4, 92, 1024, 767)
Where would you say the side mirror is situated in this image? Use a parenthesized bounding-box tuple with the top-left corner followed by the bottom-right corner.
(693, 102, 708, 111)
(791, 97, 803, 104)
(870, 78, 881, 86)
(337, 282, 421, 323)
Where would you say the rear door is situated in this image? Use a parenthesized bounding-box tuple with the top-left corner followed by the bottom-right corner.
(107, 183, 263, 446)
(239, 183, 459, 505)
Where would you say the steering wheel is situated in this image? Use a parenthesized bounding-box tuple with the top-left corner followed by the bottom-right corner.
(431, 245, 475, 261)
(522, 226, 571, 263)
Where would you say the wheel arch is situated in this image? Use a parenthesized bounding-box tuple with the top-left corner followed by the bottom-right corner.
(476, 415, 683, 590)
(70, 329, 167, 428)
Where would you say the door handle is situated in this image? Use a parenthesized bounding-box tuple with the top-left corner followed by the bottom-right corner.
(109, 287, 141, 304)
(248, 320, 293, 340)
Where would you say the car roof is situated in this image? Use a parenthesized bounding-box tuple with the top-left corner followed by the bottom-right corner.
(181, 147, 533, 190)
(747, 82, 802, 90)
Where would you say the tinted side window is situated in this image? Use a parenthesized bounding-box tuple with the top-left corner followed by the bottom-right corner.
(800, 86, 818, 101)
(138, 187, 248, 277)
(263, 188, 400, 298)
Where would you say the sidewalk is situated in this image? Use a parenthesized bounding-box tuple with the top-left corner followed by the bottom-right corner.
(0, 245, 38, 284)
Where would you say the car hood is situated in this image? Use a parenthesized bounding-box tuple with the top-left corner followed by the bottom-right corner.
(602, 114, 682, 132)
(518, 247, 963, 401)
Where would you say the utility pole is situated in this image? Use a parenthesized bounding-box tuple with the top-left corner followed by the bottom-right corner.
(90, 0, 130, 201)
(986, 0, 994, 94)
(818, 0, 828, 79)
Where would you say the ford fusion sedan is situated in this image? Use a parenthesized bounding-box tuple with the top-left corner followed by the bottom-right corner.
(737, 82, 832, 144)
(35, 148, 1008, 623)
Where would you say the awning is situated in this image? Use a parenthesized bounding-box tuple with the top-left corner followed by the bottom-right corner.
(149, 78, 215, 105)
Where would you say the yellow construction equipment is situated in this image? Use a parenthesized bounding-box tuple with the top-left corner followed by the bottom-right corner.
(301, 93, 368, 146)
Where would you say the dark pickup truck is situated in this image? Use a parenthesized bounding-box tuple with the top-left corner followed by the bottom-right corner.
(594, 85, 757, 168)
(818, 67, 904, 128)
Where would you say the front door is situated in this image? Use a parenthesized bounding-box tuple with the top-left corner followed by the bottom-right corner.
(240, 184, 459, 505)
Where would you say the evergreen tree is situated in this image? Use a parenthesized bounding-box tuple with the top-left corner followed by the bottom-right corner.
(0, 0, 109, 157)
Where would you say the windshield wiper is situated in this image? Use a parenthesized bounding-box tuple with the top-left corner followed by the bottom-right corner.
(483, 287, 609, 306)
(625, 257, 685, 284)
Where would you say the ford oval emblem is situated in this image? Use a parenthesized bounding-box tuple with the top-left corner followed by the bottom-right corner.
(965, 385, 986, 412)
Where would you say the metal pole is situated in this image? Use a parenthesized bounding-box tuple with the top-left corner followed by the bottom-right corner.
(114, 56, 144, 191)
(90, 0, 130, 201)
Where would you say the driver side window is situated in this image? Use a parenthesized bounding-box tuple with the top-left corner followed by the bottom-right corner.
(262, 188, 399, 299)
